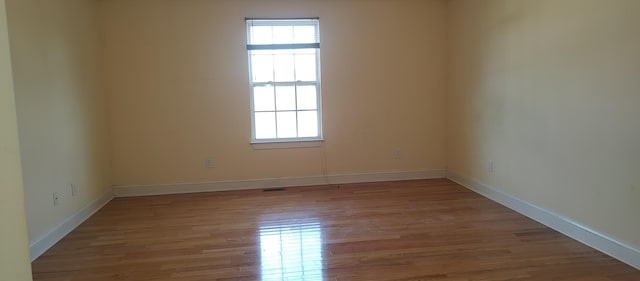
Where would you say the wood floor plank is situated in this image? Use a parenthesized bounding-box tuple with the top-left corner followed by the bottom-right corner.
(31, 179, 639, 280)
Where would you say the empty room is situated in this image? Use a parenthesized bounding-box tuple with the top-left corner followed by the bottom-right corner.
(1, 0, 639, 280)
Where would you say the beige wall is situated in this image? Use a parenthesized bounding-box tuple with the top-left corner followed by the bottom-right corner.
(6, 0, 111, 242)
(447, 0, 640, 248)
(0, 0, 33, 279)
(101, 0, 447, 186)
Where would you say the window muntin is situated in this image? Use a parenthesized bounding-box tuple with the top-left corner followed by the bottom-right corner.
(247, 19, 322, 142)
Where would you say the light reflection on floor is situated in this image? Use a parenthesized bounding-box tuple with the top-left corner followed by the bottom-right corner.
(259, 218, 323, 281)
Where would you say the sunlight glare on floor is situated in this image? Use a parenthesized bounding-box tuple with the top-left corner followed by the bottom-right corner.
(259, 218, 323, 281)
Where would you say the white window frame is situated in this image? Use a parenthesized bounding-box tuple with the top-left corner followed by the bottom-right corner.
(246, 18, 323, 144)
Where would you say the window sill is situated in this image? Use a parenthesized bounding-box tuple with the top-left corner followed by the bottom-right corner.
(251, 139, 324, 150)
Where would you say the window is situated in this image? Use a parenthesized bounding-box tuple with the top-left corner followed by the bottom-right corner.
(246, 18, 322, 143)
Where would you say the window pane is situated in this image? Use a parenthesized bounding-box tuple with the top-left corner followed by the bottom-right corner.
(251, 54, 273, 82)
(276, 112, 297, 138)
(274, 54, 295, 82)
(275, 86, 296, 111)
(250, 26, 272, 45)
(294, 48, 316, 55)
(298, 111, 318, 137)
(294, 25, 316, 43)
(273, 49, 293, 55)
(295, 54, 316, 81)
(272, 26, 294, 44)
(255, 112, 276, 139)
(296, 85, 317, 110)
(253, 86, 275, 111)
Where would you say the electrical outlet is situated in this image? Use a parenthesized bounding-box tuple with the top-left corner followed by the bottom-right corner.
(71, 184, 77, 196)
(394, 149, 401, 159)
(53, 192, 60, 206)
(205, 158, 213, 169)
(488, 160, 494, 172)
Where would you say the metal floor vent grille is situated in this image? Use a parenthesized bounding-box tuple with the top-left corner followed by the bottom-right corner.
(262, 188, 286, 192)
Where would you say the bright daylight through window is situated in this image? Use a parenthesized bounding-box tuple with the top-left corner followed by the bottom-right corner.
(246, 18, 322, 142)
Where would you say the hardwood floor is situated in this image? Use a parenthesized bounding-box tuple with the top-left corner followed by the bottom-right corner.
(31, 179, 639, 281)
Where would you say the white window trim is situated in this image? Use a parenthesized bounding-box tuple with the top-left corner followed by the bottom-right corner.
(246, 18, 323, 144)
(251, 139, 324, 150)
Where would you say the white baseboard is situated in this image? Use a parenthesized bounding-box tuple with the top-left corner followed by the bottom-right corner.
(113, 169, 447, 197)
(29, 189, 114, 261)
(27, 169, 640, 271)
(446, 170, 640, 270)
